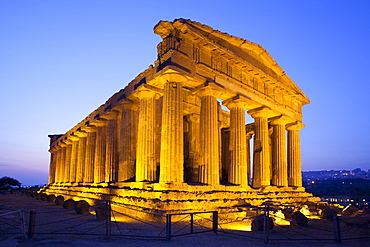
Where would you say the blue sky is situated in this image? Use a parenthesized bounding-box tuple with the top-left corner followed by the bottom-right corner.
(1, 1, 369, 186)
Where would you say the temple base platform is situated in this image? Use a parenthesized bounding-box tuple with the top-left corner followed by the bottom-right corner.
(41, 182, 320, 222)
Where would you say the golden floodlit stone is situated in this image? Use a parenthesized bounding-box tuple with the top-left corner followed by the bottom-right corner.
(44, 19, 318, 222)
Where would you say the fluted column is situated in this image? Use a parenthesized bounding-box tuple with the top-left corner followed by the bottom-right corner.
(223, 99, 248, 186)
(287, 122, 305, 187)
(135, 88, 160, 182)
(55, 147, 63, 183)
(82, 126, 97, 183)
(270, 115, 290, 187)
(64, 140, 72, 183)
(93, 120, 108, 183)
(118, 101, 138, 182)
(159, 74, 186, 183)
(69, 135, 79, 183)
(185, 114, 200, 183)
(246, 133, 253, 186)
(196, 84, 223, 184)
(249, 106, 272, 187)
(48, 149, 57, 184)
(76, 131, 87, 183)
(103, 111, 120, 183)
(59, 143, 67, 183)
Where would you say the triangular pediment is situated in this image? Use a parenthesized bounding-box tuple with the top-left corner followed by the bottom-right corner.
(155, 19, 309, 104)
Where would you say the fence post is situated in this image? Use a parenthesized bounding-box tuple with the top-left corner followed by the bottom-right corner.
(19, 210, 26, 239)
(263, 204, 269, 244)
(333, 215, 341, 243)
(166, 214, 172, 241)
(190, 213, 194, 234)
(28, 210, 36, 238)
(212, 211, 218, 234)
(106, 200, 111, 240)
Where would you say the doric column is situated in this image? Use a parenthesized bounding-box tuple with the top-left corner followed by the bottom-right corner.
(135, 87, 161, 182)
(55, 147, 63, 183)
(69, 135, 79, 183)
(248, 106, 272, 187)
(82, 126, 97, 183)
(195, 83, 224, 184)
(103, 111, 120, 183)
(58, 143, 67, 183)
(159, 73, 186, 183)
(270, 115, 290, 187)
(118, 101, 138, 182)
(48, 148, 57, 184)
(185, 114, 200, 183)
(92, 120, 108, 183)
(75, 131, 87, 183)
(64, 140, 72, 183)
(286, 122, 305, 187)
(223, 97, 249, 186)
(246, 132, 253, 186)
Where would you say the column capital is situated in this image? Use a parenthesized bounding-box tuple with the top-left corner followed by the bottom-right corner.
(185, 113, 200, 123)
(58, 141, 67, 147)
(192, 81, 226, 98)
(75, 131, 88, 138)
(90, 119, 108, 127)
(158, 72, 188, 84)
(286, 121, 305, 131)
(49, 146, 59, 152)
(64, 139, 73, 145)
(101, 110, 119, 120)
(117, 99, 139, 111)
(131, 84, 162, 100)
(68, 135, 79, 142)
(81, 125, 97, 133)
(248, 106, 274, 119)
(223, 95, 261, 110)
(269, 115, 292, 125)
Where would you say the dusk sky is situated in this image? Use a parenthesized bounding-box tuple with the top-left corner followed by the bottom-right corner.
(1, 1, 369, 186)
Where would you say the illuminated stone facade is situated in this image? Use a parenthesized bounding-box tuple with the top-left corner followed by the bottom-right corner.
(44, 19, 318, 220)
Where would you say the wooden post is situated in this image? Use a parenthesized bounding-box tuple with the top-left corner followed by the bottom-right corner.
(19, 210, 26, 239)
(263, 204, 269, 244)
(212, 211, 218, 234)
(105, 200, 111, 239)
(190, 213, 194, 234)
(28, 210, 36, 238)
(333, 215, 341, 243)
(166, 214, 172, 241)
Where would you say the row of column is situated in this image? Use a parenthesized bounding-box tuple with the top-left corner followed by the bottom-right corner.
(50, 103, 139, 184)
(49, 75, 304, 187)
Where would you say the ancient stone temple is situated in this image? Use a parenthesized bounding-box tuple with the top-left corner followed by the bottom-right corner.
(43, 19, 318, 221)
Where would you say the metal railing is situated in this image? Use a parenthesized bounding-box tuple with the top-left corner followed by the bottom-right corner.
(0, 209, 26, 243)
(165, 211, 218, 240)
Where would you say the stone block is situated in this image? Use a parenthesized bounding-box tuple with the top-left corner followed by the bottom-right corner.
(341, 205, 359, 217)
(74, 200, 90, 214)
(251, 214, 274, 231)
(47, 194, 56, 203)
(282, 208, 293, 219)
(292, 211, 308, 225)
(62, 199, 75, 209)
(321, 208, 337, 219)
(55, 195, 64, 205)
(94, 203, 109, 220)
(40, 193, 48, 201)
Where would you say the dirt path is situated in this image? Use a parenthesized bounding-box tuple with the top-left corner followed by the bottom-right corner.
(1, 193, 369, 247)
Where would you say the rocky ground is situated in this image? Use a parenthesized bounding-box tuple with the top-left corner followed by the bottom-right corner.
(0, 193, 369, 247)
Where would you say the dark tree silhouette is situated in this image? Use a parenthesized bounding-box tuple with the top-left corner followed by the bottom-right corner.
(0, 176, 21, 190)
